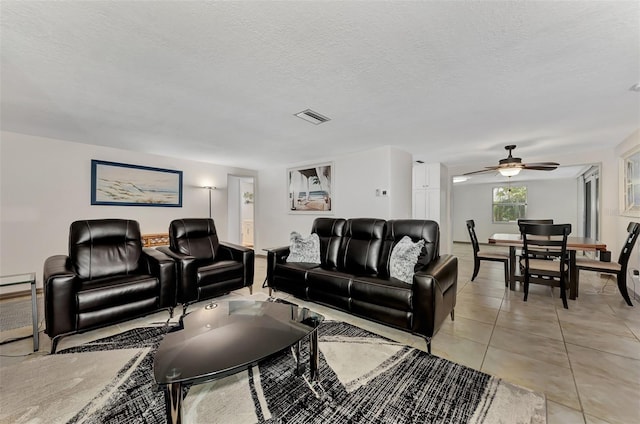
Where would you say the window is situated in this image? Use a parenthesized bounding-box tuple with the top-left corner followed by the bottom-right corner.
(492, 186, 527, 222)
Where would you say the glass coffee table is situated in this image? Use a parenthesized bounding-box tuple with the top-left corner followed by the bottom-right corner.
(0, 272, 38, 352)
(153, 299, 324, 424)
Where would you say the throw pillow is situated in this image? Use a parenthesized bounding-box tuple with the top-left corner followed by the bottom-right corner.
(390, 236, 425, 284)
(287, 231, 321, 263)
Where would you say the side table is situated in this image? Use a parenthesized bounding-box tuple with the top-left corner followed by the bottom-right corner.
(0, 272, 39, 351)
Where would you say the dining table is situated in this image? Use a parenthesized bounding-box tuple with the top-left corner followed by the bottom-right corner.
(488, 233, 607, 300)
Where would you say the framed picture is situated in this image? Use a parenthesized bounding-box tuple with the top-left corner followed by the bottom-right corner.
(91, 160, 183, 207)
(287, 162, 333, 214)
(620, 145, 640, 217)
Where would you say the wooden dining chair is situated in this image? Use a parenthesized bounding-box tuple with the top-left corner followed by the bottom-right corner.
(576, 222, 639, 307)
(519, 222, 572, 309)
(466, 220, 509, 286)
(517, 219, 554, 260)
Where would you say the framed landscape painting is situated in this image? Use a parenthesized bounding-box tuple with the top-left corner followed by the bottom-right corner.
(288, 162, 333, 214)
(91, 160, 183, 207)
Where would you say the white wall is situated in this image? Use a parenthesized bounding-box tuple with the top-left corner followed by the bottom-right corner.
(452, 178, 579, 243)
(615, 129, 640, 283)
(0, 131, 257, 291)
(227, 176, 241, 244)
(255, 146, 413, 252)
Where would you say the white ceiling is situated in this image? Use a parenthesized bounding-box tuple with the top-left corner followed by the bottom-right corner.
(1, 1, 639, 171)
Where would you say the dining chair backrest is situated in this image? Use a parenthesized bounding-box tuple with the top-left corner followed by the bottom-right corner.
(466, 220, 480, 253)
(618, 222, 640, 268)
(519, 223, 571, 269)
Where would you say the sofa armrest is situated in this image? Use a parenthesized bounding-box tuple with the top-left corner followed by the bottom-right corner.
(411, 254, 458, 338)
(266, 246, 290, 286)
(219, 242, 255, 286)
(142, 247, 177, 308)
(43, 255, 79, 338)
(157, 246, 198, 302)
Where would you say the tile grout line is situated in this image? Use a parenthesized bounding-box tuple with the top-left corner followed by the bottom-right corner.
(555, 299, 588, 424)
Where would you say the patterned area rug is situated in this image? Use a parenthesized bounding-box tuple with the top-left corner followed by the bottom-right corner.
(1, 322, 546, 423)
(0, 297, 44, 332)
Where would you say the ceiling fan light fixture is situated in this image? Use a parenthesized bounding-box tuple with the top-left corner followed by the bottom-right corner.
(499, 167, 522, 177)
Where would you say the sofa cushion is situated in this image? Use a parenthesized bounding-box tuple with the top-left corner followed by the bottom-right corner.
(390, 236, 425, 284)
(338, 218, 386, 275)
(307, 268, 352, 312)
(351, 276, 413, 311)
(378, 219, 439, 277)
(311, 218, 346, 268)
(287, 232, 321, 263)
(77, 274, 158, 312)
(169, 218, 220, 261)
(70, 219, 142, 280)
(198, 260, 244, 286)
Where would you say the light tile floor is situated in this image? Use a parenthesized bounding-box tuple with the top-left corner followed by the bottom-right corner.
(1, 242, 639, 423)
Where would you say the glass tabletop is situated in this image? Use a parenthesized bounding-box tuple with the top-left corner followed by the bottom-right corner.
(153, 300, 324, 385)
(0, 272, 36, 287)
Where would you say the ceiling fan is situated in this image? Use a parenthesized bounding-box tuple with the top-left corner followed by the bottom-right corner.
(464, 145, 559, 177)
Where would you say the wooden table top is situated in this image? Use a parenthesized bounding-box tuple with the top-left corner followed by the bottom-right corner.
(489, 233, 607, 251)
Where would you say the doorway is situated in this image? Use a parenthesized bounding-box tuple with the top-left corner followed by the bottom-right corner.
(227, 175, 255, 247)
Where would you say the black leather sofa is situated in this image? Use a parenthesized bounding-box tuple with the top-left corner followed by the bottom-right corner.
(157, 218, 254, 313)
(43, 219, 176, 353)
(267, 218, 458, 353)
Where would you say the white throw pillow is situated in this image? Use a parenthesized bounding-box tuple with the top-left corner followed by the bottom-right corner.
(287, 232, 321, 263)
(390, 236, 425, 284)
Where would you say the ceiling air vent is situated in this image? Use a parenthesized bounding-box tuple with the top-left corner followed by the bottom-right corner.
(294, 109, 331, 125)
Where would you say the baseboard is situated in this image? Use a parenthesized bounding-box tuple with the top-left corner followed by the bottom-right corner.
(0, 288, 42, 301)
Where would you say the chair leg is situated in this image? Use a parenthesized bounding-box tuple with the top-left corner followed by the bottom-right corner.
(50, 335, 62, 354)
(471, 259, 480, 281)
(560, 276, 569, 309)
(503, 261, 509, 287)
(249, 285, 253, 295)
(617, 273, 634, 307)
(450, 309, 455, 321)
(523, 274, 529, 302)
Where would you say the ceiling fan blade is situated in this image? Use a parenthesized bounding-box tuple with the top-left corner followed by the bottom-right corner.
(523, 162, 559, 167)
(522, 165, 558, 171)
(463, 166, 500, 176)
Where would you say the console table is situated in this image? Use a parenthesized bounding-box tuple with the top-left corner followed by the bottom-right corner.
(0, 272, 39, 351)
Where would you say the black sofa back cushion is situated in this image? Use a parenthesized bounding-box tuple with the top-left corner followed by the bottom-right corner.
(169, 218, 220, 261)
(312, 218, 346, 269)
(69, 219, 142, 280)
(378, 219, 440, 278)
(338, 218, 386, 275)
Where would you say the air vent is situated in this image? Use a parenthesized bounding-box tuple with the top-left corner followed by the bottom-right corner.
(294, 109, 331, 125)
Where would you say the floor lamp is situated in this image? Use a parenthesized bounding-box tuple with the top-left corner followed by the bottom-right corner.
(203, 186, 216, 218)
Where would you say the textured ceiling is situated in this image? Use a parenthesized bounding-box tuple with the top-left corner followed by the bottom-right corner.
(1, 1, 639, 171)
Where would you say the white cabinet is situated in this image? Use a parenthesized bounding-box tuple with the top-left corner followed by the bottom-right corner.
(413, 163, 441, 189)
(412, 189, 441, 219)
(412, 163, 445, 222)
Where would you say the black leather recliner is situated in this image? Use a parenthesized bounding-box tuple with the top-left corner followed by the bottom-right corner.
(158, 218, 254, 312)
(43, 219, 177, 353)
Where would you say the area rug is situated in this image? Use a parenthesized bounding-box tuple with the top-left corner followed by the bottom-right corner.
(0, 322, 546, 424)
